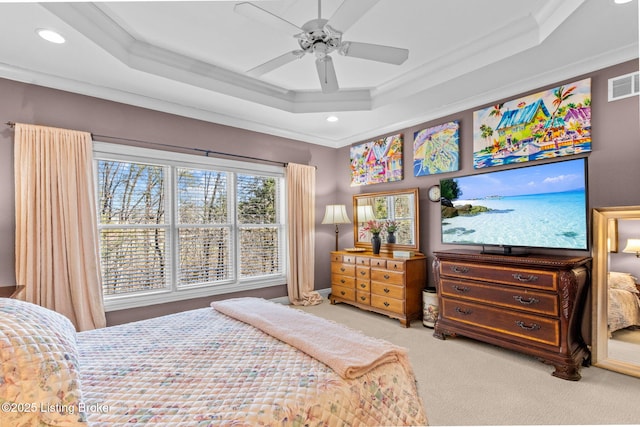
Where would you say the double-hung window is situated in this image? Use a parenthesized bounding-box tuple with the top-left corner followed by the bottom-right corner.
(94, 142, 286, 311)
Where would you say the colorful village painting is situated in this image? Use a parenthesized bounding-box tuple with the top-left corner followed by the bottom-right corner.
(413, 121, 459, 176)
(473, 78, 591, 169)
(350, 133, 403, 186)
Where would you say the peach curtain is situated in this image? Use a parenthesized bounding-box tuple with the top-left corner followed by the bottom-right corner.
(14, 123, 106, 331)
(286, 163, 322, 306)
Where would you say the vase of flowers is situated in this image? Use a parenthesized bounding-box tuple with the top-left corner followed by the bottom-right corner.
(360, 220, 384, 254)
(385, 220, 398, 244)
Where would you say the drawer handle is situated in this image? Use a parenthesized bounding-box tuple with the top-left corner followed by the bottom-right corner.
(360, 271, 366, 276)
(453, 285, 469, 293)
(515, 321, 541, 331)
(513, 295, 540, 305)
(340, 267, 346, 272)
(383, 288, 390, 293)
(340, 291, 346, 296)
(360, 283, 366, 288)
(360, 296, 366, 301)
(450, 266, 469, 274)
(455, 307, 472, 315)
(384, 274, 391, 279)
(512, 273, 539, 282)
(383, 301, 390, 307)
(340, 279, 346, 284)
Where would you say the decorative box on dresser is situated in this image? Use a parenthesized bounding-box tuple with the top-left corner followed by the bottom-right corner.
(329, 251, 427, 327)
(433, 250, 591, 380)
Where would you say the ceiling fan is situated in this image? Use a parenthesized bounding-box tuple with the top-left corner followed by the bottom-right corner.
(234, 0, 409, 93)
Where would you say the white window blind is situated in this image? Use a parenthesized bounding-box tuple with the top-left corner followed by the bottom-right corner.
(94, 142, 286, 310)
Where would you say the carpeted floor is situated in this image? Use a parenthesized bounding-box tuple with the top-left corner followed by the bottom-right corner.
(295, 299, 640, 426)
(609, 328, 640, 365)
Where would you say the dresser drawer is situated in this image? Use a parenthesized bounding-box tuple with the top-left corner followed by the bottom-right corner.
(331, 274, 355, 288)
(332, 284, 355, 301)
(387, 260, 405, 271)
(356, 280, 370, 292)
(356, 266, 370, 279)
(440, 278, 558, 316)
(370, 258, 387, 268)
(440, 298, 560, 347)
(355, 256, 371, 266)
(371, 294, 404, 314)
(332, 263, 355, 276)
(371, 269, 404, 285)
(356, 290, 371, 305)
(371, 282, 404, 300)
(439, 261, 557, 291)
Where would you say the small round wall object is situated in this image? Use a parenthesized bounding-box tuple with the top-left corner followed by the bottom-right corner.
(428, 185, 440, 202)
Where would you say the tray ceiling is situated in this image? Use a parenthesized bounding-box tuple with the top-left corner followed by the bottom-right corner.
(0, 0, 637, 147)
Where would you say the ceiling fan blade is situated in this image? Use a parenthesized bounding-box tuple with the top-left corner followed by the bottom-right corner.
(247, 50, 305, 77)
(326, 0, 381, 33)
(315, 56, 339, 93)
(234, 2, 301, 35)
(340, 41, 409, 65)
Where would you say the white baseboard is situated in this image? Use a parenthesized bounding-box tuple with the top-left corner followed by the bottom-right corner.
(270, 287, 331, 305)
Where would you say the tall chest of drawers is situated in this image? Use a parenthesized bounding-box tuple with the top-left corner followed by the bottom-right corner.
(433, 250, 591, 380)
(329, 251, 427, 327)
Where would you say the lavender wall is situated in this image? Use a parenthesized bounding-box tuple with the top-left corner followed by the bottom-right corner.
(0, 78, 341, 324)
(335, 60, 640, 288)
(0, 59, 637, 325)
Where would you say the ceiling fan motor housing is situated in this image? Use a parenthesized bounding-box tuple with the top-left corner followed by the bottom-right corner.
(298, 19, 342, 58)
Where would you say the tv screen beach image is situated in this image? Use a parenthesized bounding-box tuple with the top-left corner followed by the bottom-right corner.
(440, 159, 588, 250)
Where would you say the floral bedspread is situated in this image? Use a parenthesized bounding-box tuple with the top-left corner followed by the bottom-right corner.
(77, 307, 427, 426)
(609, 288, 640, 334)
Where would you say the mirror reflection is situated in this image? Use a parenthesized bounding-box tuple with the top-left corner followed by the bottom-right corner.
(607, 218, 640, 366)
(353, 188, 419, 252)
(592, 206, 640, 378)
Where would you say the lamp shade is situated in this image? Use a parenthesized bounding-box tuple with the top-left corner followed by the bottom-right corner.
(622, 238, 640, 256)
(321, 205, 351, 225)
(357, 205, 376, 223)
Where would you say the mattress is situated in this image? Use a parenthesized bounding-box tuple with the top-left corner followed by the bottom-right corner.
(77, 303, 428, 426)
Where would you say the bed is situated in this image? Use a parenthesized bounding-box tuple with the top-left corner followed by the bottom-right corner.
(608, 271, 640, 335)
(0, 297, 427, 426)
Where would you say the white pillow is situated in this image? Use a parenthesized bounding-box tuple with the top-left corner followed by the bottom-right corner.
(0, 298, 87, 426)
(608, 271, 639, 294)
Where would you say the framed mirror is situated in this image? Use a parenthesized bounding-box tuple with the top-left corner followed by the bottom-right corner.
(592, 206, 640, 378)
(353, 188, 420, 253)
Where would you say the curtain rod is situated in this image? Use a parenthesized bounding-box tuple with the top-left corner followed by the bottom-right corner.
(6, 121, 288, 167)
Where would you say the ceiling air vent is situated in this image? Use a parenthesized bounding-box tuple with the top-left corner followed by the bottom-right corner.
(608, 71, 639, 101)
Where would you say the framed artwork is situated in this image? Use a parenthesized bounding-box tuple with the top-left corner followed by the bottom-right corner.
(350, 133, 403, 186)
(413, 120, 459, 176)
(473, 78, 591, 169)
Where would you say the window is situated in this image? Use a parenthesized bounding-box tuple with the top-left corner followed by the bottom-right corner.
(94, 142, 286, 311)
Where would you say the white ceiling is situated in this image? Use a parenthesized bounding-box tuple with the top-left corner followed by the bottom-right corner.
(0, 0, 637, 148)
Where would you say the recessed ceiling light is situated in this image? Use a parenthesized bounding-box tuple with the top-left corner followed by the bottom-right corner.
(36, 29, 65, 44)
(614, 0, 633, 4)
(326, 115, 339, 123)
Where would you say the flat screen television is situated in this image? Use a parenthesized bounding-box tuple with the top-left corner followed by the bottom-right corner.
(439, 158, 589, 254)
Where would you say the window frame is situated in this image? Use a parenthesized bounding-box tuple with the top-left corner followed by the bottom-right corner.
(93, 141, 287, 311)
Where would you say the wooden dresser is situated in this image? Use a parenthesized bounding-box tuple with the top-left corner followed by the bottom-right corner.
(329, 251, 427, 327)
(433, 250, 591, 380)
